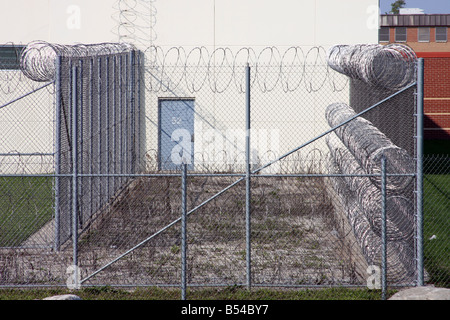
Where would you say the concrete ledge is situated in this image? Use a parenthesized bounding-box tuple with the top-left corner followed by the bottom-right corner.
(43, 294, 82, 300)
(389, 286, 450, 300)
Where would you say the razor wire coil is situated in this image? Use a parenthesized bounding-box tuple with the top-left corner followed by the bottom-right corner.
(327, 150, 416, 283)
(20, 41, 136, 82)
(112, 0, 157, 49)
(18, 42, 348, 94)
(137, 45, 347, 94)
(325, 102, 415, 193)
(326, 43, 417, 90)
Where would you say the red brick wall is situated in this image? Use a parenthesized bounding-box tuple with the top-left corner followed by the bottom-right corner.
(380, 27, 450, 140)
(419, 55, 450, 140)
(384, 27, 450, 52)
(423, 57, 450, 97)
(408, 27, 418, 42)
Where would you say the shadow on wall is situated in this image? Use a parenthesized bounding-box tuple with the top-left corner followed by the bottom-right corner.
(424, 115, 450, 143)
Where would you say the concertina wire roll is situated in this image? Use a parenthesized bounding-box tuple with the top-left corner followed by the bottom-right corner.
(324, 42, 418, 283)
(326, 43, 417, 91)
(20, 40, 136, 82)
(325, 103, 416, 281)
(325, 132, 415, 242)
(327, 157, 416, 282)
(325, 102, 415, 193)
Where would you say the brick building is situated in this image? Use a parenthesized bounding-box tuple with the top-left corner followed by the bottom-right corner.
(379, 13, 450, 140)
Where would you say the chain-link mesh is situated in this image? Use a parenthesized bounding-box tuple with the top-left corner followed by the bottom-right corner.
(423, 155, 450, 288)
(0, 44, 55, 253)
(55, 49, 144, 249)
(0, 41, 448, 300)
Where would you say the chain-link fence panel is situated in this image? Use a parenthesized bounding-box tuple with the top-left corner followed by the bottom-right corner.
(0, 43, 55, 255)
(423, 155, 450, 288)
(0, 41, 145, 289)
(322, 45, 419, 295)
(53, 46, 145, 249)
(3, 41, 448, 301)
(0, 45, 54, 176)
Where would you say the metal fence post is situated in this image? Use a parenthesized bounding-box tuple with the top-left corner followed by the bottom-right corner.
(106, 57, 110, 202)
(416, 58, 425, 286)
(112, 56, 117, 194)
(78, 59, 84, 227)
(72, 63, 80, 289)
(129, 50, 136, 174)
(125, 53, 130, 175)
(97, 57, 102, 211)
(89, 58, 94, 219)
(119, 55, 124, 185)
(181, 163, 188, 300)
(381, 156, 387, 300)
(137, 51, 143, 173)
(245, 64, 252, 289)
(54, 55, 62, 251)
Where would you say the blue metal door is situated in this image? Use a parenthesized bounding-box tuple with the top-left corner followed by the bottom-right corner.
(159, 99, 195, 170)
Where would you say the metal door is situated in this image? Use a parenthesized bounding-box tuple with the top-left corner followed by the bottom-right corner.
(158, 98, 195, 170)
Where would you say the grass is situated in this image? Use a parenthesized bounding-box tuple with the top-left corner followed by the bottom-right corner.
(423, 174, 450, 287)
(423, 140, 450, 287)
(0, 286, 395, 300)
(0, 176, 53, 247)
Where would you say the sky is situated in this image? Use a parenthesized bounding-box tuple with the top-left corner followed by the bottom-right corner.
(379, 0, 450, 14)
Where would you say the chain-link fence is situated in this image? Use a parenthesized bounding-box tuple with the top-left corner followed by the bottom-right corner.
(0, 42, 448, 300)
(423, 155, 450, 288)
(0, 44, 54, 251)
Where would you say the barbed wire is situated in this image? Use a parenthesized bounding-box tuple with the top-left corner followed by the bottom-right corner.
(325, 101, 416, 282)
(143, 147, 326, 174)
(325, 102, 415, 193)
(331, 169, 416, 283)
(143, 45, 348, 94)
(327, 43, 417, 90)
(20, 41, 136, 82)
(326, 133, 414, 241)
(112, 0, 157, 50)
(0, 42, 45, 96)
(17, 41, 348, 94)
(0, 151, 54, 174)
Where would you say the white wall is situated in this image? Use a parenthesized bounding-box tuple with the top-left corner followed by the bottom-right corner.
(0, 0, 117, 44)
(150, 0, 379, 172)
(156, 0, 379, 50)
(0, 0, 379, 173)
(0, 0, 379, 47)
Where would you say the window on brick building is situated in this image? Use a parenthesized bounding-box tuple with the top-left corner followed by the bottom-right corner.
(379, 27, 390, 42)
(395, 27, 407, 42)
(436, 27, 447, 42)
(418, 28, 430, 42)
